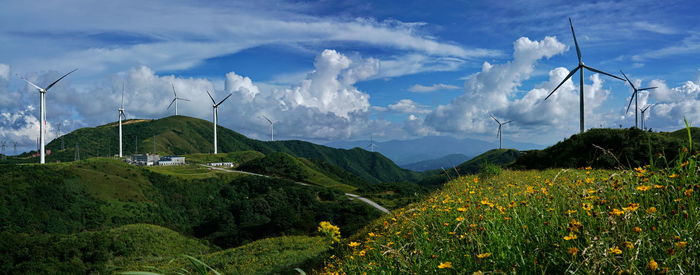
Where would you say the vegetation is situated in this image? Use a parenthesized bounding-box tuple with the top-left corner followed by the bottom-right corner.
(322, 139, 699, 273)
(418, 149, 520, 186)
(513, 127, 699, 169)
(10, 115, 419, 184)
(401, 153, 472, 172)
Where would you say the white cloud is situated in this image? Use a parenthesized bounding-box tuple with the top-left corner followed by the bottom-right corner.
(424, 36, 567, 134)
(0, 64, 9, 81)
(387, 99, 430, 114)
(632, 33, 700, 61)
(408, 83, 460, 93)
(644, 78, 700, 129)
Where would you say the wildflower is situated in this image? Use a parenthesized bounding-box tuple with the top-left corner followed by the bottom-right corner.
(472, 271, 484, 275)
(609, 246, 623, 255)
(563, 232, 578, 241)
(457, 207, 467, 212)
(634, 167, 647, 173)
(437, 262, 452, 269)
(646, 207, 657, 214)
(566, 209, 577, 215)
(348, 241, 361, 247)
(623, 241, 634, 249)
(473, 177, 479, 184)
(456, 217, 465, 222)
(476, 252, 492, 259)
(317, 221, 341, 244)
(469, 223, 478, 228)
(668, 173, 679, 178)
(633, 227, 642, 233)
(654, 184, 664, 189)
(622, 203, 640, 212)
(681, 161, 689, 167)
(569, 219, 583, 230)
(684, 189, 694, 197)
(585, 166, 593, 170)
(585, 177, 594, 184)
(636, 185, 652, 191)
(358, 250, 366, 256)
(368, 232, 377, 237)
(676, 241, 688, 248)
(609, 208, 625, 216)
(647, 259, 659, 271)
(582, 203, 593, 211)
(567, 247, 580, 255)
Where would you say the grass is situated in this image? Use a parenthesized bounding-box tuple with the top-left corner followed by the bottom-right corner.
(146, 164, 242, 180)
(323, 149, 699, 273)
(120, 235, 331, 274)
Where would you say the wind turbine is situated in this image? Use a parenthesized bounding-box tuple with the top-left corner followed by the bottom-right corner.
(620, 70, 657, 128)
(206, 90, 233, 154)
(544, 18, 624, 133)
(167, 83, 190, 116)
(118, 84, 127, 158)
(261, 115, 275, 141)
(367, 136, 378, 152)
(490, 114, 512, 149)
(640, 104, 653, 130)
(21, 69, 77, 163)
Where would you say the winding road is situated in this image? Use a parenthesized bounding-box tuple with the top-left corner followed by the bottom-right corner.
(202, 165, 391, 214)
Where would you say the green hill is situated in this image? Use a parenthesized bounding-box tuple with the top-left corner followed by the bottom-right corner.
(513, 127, 699, 169)
(0, 158, 381, 247)
(32, 115, 418, 184)
(418, 149, 521, 186)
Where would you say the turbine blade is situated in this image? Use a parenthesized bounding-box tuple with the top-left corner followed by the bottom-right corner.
(626, 91, 636, 113)
(502, 120, 513, 125)
(637, 87, 657, 91)
(262, 115, 272, 124)
(584, 65, 624, 81)
(171, 83, 177, 97)
(620, 70, 637, 91)
(21, 78, 43, 91)
(206, 90, 216, 104)
(569, 18, 582, 64)
(215, 93, 233, 106)
(544, 66, 580, 101)
(167, 98, 176, 110)
(178, 97, 191, 101)
(121, 83, 125, 108)
(489, 114, 500, 124)
(45, 68, 78, 91)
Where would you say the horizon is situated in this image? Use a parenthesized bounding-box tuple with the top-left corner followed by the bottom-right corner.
(1, 0, 699, 154)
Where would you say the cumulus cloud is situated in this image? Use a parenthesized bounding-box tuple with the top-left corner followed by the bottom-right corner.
(645, 78, 700, 129)
(386, 99, 430, 114)
(424, 36, 567, 134)
(408, 83, 460, 93)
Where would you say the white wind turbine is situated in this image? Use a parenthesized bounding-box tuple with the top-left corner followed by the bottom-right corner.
(167, 83, 190, 116)
(621, 71, 657, 128)
(118, 84, 127, 158)
(640, 104, 653, 130)
(490, 114, 512, 150)
(206, 90, 233, 154)
(21, 69, 77, 163)
(261, 115, 275, 141)
(367, 136, 378, 152)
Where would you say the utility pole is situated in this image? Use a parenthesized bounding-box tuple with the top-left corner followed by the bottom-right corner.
(74, 143, 80, 161)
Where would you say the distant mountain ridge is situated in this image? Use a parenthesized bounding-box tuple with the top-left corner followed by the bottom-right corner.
(36, 115, 418, 184)
(326, 136, 545, 165)
(400, 154, 472, 172)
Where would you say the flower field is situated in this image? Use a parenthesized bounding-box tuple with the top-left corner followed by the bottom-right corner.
(323, 151, 698, 273)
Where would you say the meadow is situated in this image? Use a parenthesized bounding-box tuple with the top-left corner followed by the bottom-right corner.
(322, 143, 698, 273)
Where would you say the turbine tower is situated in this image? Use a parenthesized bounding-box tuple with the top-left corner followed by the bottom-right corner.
(640, 104, 653, 130)
(490, 114, 512, 150)
(367, 136, 378, 152)
(621, 71, 657, 128)
(167, 83, 190, 116)
(206, 90, 233, 154)
(21, 69, 77, 163)
(262, 115, 275, 141)
(544, 18, 624, 133)
(118, 84, 127, 157)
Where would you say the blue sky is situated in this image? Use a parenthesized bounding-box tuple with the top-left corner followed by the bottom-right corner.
(1, 0, 699, 153)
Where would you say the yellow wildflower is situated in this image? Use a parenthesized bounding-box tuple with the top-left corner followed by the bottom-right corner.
(634, 167, 647, 173)
(647, 259, 659, 270)
(585, 166, 593, 170)
(566, 209, 577, 215)
(348, 241, 361, 247)
(636, 185, 652, 191)
(622, 203, 640, 212)
(456, 217, 465, 222)
(563, 232, 578, 241)
(582, 203, 593, 211)
(609, 208, 625, 216)
(668, 173, 679, 178)
(654, 184, 664, 189)
(476, 252, 492, 259)
(358, 250, 366, 256)
(633, 227, 642, 233)
(457, 207, 467, 212)
(623, 241, 634, 249)
(473, 177, 479, 183)
(585, 177, 594, 184)
(646, 207, 657, 214)
(609, 246, 623, 255)
(567, 247, 579, 255)
(684, 189, 694, 197)
(437, 262, 452, 269)
(676, 241, 688, 248)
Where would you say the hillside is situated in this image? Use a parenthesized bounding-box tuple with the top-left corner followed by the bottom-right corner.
(30, 115, 418, 184)
(0, 159, 381, 246)
(323, 149, 699, 273)
(400, 153, 472, 172)
(513, 127, 700, 169)
(418, 149, 521, 186)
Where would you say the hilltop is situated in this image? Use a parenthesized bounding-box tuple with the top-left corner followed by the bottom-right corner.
(401, 153, 472, 172)
(513, 127, 700, 169)
(27, 115, 419, 184)
(418, 149, 521, 186)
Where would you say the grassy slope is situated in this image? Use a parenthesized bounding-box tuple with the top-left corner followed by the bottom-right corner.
(32, 115, 418, 184)
(418, 149, 521, 186)
(513, 128, 700, 169)
(323, 152, 699, 273)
